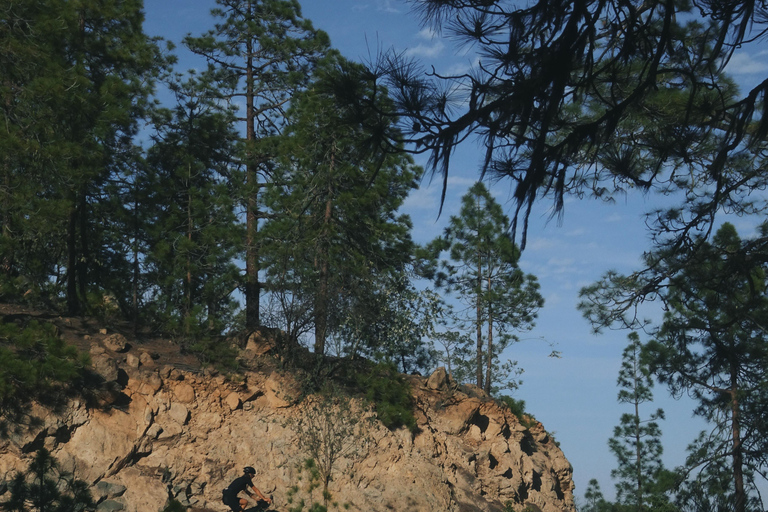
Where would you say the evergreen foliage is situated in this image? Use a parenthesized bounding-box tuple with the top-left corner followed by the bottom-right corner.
(584, 222, 768, 512)
(160, 499, 186, 512)
(184, 0, 331, 332)
(356, 362, 417, 432)
(0, 321, 89, 418)
(143, 72, 242, 338)
(644, 223, 768, 512)
(353, 0, 768, 253)
(0, 0, 165, 315)
(581, 479, 612, 512)
(608, 333, 671, 510)
(2, 449, 94, 512)
(423, 182, 544, 394)
(263, 55, 421, 356)
(497, 396, 536, 429)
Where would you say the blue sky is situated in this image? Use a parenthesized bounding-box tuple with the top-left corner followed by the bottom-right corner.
(142, 0, 768, 504)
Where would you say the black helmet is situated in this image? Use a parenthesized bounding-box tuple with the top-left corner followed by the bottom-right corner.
(244, 466, 256, 475)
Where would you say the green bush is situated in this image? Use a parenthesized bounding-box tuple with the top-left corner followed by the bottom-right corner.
(4, 448, 94, 511)
(498, 395, 537, 429)
(356, 362, 417, 432)
(161, 498, 187, 512)
(0, 320, 89, 414)
(186, 336, 239, 372)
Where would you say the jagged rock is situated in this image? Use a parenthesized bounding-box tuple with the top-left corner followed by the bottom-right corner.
(427, 366, 449, 390)
(96, 499, 125, 511)
(225, 391, 241, 411)
(125, 353, 140, 368)
(146, 424, 163, 439)
(93, 481, 128, 501)
(245, 328, 281, 356)
(103, 334, 128, 353)
(169, 403, 189, 425)
(139, 352, 155, 366)
(1, 363, 575, 512)
(91, 352, 119, 382)
(260, 372, 295, 408)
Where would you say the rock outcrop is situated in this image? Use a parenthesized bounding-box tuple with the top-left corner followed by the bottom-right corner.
(0, 335, 575, 512)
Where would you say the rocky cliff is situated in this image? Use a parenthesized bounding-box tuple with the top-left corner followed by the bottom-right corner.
(0, 327, 575, 512)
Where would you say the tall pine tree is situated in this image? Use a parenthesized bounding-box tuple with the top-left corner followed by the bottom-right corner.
(0, 0, 164, 313)
(263, 56, 421, 356)
(184, 0, 330, 332)
(645, 223, 768, 512)
(144, 73, 242, 337)
(425, 182, 543, 394)
(609, 332, 669, 511)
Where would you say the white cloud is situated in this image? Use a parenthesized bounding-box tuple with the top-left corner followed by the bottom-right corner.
(725, 50, 768, 75)
(546, 256, 577, 274)
(446, 175, 478, 189)
(524, 236, 559, 252)
(416, 27, 439, 40)
(566, 227, 587, 237)
(404, 40, 445, 58)
(545, 291, 563, 307)
(376, 0, 401, 14)
(402, 185, 440, 212)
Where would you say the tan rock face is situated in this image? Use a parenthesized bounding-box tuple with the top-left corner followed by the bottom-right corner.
(0, 365, 575, 512)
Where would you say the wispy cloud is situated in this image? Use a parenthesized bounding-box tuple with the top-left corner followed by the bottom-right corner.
(402, 185, 440, 212)
(725, 50, 768, 75)
(404, 26, 445, 58)
(405, 40, 445, 58)
(416, 27, 438, 40)
(376, 0, 401, 14)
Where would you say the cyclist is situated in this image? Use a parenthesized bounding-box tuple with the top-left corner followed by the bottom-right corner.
(222, 466, 271, 511)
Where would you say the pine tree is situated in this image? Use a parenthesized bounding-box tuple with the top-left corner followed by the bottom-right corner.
(262, 56, 421, 356)
(425, 182, 543, 393)
(4, 449, 94, 512)
(354, 0, 765, 254)
(144, 72, 242, 337)
(582, 479, 610, 512)
(645, 223, 768, 512)
(184, 0, 330, 332)
(0, 0, 164, 313)
(608, 332, 667, 511)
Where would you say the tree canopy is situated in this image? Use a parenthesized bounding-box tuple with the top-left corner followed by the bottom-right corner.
(354, 0, 767, 251)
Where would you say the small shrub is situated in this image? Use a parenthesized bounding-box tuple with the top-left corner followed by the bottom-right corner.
(356, 362, 417, 432)
(186, 336, 239, 372)
(4, 448, 94, 511)
(0, 320, 89, 415)
(162, 498, 186, 512)
(498, 395, 537, 429)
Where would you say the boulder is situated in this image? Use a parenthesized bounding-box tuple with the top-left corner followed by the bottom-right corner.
(103, 333, 128, 352)
(426, 367, 449, 390)
(169, 403, 189, 426)
(174, 382, 196, 403)
(225, 392, 241, 411)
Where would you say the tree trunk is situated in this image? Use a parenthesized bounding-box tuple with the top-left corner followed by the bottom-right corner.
(77, 187, 88, 307)
(66, 199, 80, 316)
(314, 146, 335, 356)
(244, 10, 260, 332)
(131, 179, 140, 334)
(484, 273, 493, 394)
(185, 164, 193, 332)
(731, 362, 745, 512)
(0, 158, 12, 277)
(476, 268, 483, 388)
(635, 397, 642, 511)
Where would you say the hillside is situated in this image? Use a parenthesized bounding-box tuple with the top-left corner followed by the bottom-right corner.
(0, 308, 575, 512)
